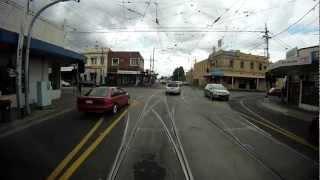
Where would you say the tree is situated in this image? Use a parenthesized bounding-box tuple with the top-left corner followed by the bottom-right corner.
(172, 66, 186, 81)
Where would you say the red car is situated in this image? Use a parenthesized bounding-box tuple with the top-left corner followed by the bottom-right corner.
(77, 87, 129, 114)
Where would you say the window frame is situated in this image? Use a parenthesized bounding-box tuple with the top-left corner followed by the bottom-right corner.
(240, 61, 244, 68)
(130, 58, 140, 66)
(91, 57, 97, 65)
(250, 62, 254, 69)
(111, 58, 120, 66)
(229, 60, 234, 68)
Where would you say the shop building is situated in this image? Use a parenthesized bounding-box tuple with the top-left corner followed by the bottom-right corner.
(0, 1, 84, 112)
(106, 51, 144, 86)
(266, 46, 319, 111)
(82, 48, 110, 85)
(192, 49, 269, 90)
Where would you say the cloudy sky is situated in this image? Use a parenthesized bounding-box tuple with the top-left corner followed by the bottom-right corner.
(21, 0, 319, 76)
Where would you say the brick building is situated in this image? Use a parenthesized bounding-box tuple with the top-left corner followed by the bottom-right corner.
(106, 51, 145, 86)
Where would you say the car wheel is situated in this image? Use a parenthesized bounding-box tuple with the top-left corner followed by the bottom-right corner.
(112, 104, 118, 114)
(210, 93, 214, 101)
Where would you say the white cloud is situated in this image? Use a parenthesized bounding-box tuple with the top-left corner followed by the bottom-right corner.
(22, 0, 319, 75)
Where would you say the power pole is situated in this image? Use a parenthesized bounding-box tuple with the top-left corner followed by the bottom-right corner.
(16, 0, 29, 117)
(263, 24, 271, 61)
(152, 47, 155, 72)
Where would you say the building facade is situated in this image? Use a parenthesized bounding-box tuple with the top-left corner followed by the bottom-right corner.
(192, 50, 269, 90)
(82, 48, 110, 85)
(193, 59, 210, 86)
(0, 1, 84, 112)
(208, 50, 268, 91)
(267, 46, 319, 111)
(106, 51, 144, 86)
(185, 69, 193, 84)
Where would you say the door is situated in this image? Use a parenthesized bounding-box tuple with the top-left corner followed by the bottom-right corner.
(111, 88, 122, 106)
(117, 88, 128, 105)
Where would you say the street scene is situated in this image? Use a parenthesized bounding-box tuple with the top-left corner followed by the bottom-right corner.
(0, 0, 319, 180)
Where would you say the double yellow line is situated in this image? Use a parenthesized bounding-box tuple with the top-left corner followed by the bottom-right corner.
(47, 110, 128, 180)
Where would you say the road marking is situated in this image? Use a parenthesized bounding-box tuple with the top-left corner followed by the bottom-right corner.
(59, 109, 128, 180)
(47, 117, 103, 180)
(238, 100, 318, 151)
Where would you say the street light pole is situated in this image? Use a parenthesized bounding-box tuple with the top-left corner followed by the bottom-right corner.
(24, 0, 79, 115)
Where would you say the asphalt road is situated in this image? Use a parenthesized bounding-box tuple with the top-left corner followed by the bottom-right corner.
(0, 86, 318, 180)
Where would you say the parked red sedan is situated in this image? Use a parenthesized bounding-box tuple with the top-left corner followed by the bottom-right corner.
(77, 87, 129, 114)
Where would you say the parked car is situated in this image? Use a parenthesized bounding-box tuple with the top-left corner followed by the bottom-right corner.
(175, 81, 183, 86)
(166, 82, 181, 95)
(204, 83, 230, 101)
(61, 80, 71, 87)
(182, 81, 190, 86)
(160, 79, 167, 84)
(267, 87, 282, 97)
(77, 87, 129, 114)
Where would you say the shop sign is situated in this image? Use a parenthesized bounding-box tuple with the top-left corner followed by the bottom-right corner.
(211, 68, 224, 77)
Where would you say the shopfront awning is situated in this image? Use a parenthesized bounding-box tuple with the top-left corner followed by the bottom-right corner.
(0, 28, 85, 63)
(117, 70, 141, 74)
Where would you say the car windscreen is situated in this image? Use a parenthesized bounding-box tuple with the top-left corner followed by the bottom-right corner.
(211, 85, 226, 90)
(87, 87, 109, 97)
(167, 83, 178, 87)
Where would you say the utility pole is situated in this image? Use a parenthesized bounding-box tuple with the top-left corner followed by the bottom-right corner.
(16, 0, 29, 117)
(152, 47, 155, 72)
(263, 24, 271, 61)
(24, 0, 79, 115)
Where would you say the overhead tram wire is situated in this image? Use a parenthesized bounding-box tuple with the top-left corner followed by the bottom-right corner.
(68, 29, 265, 33)
(271, 1, 319, 38)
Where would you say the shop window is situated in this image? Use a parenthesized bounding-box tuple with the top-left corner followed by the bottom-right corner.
(112, 58, 119, 66)
(0, 60, 16, 95)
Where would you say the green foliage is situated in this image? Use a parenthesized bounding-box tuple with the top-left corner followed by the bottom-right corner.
(172, 66, 186, 81)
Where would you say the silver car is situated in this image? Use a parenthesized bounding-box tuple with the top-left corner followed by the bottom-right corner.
(204, 83, 230, 101)
(166, 83, 181, 95)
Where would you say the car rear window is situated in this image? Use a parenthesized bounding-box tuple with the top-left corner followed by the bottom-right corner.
(167, 83, 178, 87)
(208, 84, 226, 90)
(87, 87, 109, 97)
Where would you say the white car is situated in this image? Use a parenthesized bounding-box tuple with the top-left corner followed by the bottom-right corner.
(61, 80, 71, 87)
(204, 83, 230, 101)
(166, 82, 181, 95)
(175, 81, 183, 86)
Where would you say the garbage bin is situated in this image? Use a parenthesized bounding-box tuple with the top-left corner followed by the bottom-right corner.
(0, 100, 11, 123)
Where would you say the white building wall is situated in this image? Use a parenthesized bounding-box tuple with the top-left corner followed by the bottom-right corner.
(0, 1, 65, 47)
